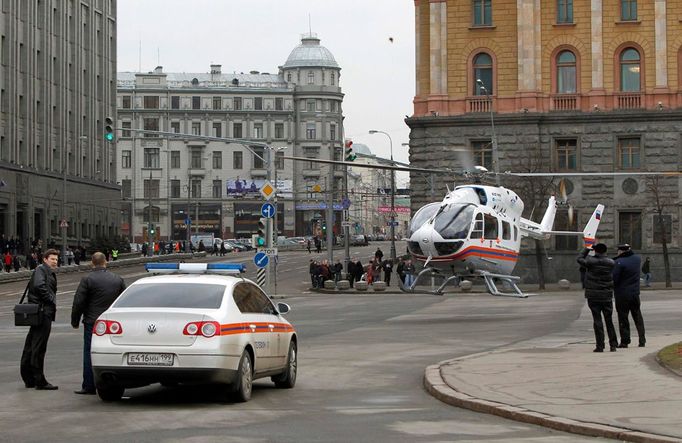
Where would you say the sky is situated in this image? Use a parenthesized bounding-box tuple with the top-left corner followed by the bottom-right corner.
(117, 0, 415, 187)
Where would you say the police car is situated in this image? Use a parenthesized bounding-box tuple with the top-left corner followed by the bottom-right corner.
(90, 263, 297, 402)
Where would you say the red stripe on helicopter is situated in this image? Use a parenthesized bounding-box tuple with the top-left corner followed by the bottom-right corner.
(416, 246, 519, 262)
(584, 237, 595, 247)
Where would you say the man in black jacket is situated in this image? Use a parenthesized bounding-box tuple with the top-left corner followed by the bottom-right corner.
(613, 244, 646, 348)
(71, 252, 126, 394)
(20, 248, 59, 390)
(577, 243, 618, 352)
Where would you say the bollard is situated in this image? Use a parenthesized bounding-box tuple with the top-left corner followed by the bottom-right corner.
(459, 280, 473, 292)
(337, 280, 350, 290)
(323, 280, 336, 290)
(558, 279, 571, 289)
(372, 281, 387, 291)
(355, 281, 368, 291)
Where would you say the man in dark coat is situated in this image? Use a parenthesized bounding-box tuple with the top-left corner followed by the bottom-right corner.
(577, 243, 618, 352)
(71, 252, 126, 394)
(612, 244, 646, 348)
(20, 249, 60, 390)
(382, 260, 393, 286)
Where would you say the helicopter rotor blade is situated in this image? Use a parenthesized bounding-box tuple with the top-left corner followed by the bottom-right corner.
(503, 171, 682, 177)
(283, 155, 455, 175)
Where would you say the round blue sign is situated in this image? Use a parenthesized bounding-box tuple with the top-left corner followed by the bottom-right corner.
(253, 252, 269, 268)
(261, 203, 276, 218)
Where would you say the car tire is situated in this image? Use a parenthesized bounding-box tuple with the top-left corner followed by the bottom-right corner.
(97, 384, 124, 402)
(272, 341, 297, 389)
(233, 351, 253, 402)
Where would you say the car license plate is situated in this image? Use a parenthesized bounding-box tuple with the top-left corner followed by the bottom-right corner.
(127, 353, 174, 366)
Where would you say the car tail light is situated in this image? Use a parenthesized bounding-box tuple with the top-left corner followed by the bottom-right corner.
(183, 321, 220, 337)
(94, 320, 123, 336)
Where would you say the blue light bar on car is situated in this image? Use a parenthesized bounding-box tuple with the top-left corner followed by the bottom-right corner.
(145, 263, 246, 274)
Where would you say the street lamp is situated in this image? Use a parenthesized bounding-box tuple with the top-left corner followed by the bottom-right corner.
(476, 79, 500, 185)
(368, 129, 396, 262)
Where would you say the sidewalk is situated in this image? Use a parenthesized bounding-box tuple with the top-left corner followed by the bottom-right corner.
(425, 305, 682, 442)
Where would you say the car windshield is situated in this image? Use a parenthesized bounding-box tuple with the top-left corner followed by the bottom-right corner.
(433, 204, 475, 239)
(409, 203, 440, 236)
(113, 283, 226, 309)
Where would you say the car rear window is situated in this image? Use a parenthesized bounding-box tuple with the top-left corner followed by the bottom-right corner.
(113, 283, 226, 308)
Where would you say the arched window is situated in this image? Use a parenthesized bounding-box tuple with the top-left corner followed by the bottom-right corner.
(143, 206, 160, 223)
(620, 48, 641, 92)
(473, 53, 493, 95)
(287, 72, 292, 82)
(556, 50, 576, 93)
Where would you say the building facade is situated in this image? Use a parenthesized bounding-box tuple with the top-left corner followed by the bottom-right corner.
(116, 34, 344, 242)
(407, 0, 682, 281)
(0, 0, 120, 252)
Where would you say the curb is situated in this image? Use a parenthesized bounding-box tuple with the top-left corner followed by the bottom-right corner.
(424, 360, 680, 443)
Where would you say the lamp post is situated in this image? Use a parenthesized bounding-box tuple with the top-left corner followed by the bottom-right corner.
(369, 129, 396, 262)
(476, 79, 500, 185)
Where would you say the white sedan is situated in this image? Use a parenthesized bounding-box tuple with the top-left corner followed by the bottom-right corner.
(91, 263, 297, 402)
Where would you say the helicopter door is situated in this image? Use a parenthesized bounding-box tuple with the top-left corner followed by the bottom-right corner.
(483, 214, 499, 240)
(470, 213, 484, 239)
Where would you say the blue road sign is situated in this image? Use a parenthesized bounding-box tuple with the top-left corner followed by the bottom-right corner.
(261, 202, 276, 218)
(253, 252, 269, 268)
(387, 221, 400, 227)
(185, 217, 191, 225)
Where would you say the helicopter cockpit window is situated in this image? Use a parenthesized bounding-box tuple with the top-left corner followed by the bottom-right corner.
(474, 187, 487, 205)
(502, 221, 511, 240)
(433, 204, 475, 240)
(409, 203, 440, 236)
(484, 214, 499, 239)
(471, 213, 484, 239)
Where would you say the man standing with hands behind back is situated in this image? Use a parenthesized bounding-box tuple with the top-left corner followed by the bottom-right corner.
(612, 244, 646, 348)
(71, 252, 126, 394)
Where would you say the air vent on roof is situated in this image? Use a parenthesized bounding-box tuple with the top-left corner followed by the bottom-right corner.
(250, 70, 259, 74)
(232, 78, 239, 85)
(191, 78, 199, 85)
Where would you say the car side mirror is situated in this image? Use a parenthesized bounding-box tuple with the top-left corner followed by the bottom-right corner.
(277, 302, 290, 315)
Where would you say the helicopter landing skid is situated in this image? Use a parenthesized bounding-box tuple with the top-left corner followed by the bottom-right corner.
(399, 267, 445, 295)
(480, 272, 529, 298)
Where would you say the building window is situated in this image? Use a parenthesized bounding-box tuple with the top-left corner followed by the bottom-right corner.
(471, 140, 493, 170)
(254, 97, 263, 110)
(620, 48, 641, 92)
(276, 151, 284, 170)
(192, 122, 201, 135)
(473, 0, 492, 26)
(306, 123, 316, 140)
(253, 123, 263, 139)
(621, 0, 637, 21)
(143, 118, 159, 137)
(212, 180, 222, 198)
(212, 122, 221, 137)
(557, 0, 573, 23)
(618, 137, 641, 170)
(287, 72, 292, 82)
(233, 123, 242, 138)
(143, 148, 160, 168)
(473, 53, 493, 95)
(143, 96, 159, 109)
(212, 151, 222, 169)
(171, 150, 181, 168)
(143, 179, 160, 198)
(619, 211, 642, 249)
(121, 150, 131, 168)
(121, 121, 131, 137)
(192, 96, 201, 109)
(331, 72, 335, 86)
(121, 179, 132, 198)
(275, 97, 283, 110)
(330, 101, 338, 113)
(191, 179, 201, 198)
(253, 147, 265, 169)
(308, 71, 315, 84)
(556, 50, 577, 93)
(212, 96, 221, 110)
(653, 214, 672, 244)
(275, 123, 284, 139)
(306, 99, 315, 112)
(170, 121, 180, 133)
(330, 124, 336, 141)
(191, 149, 202, 169)
(233, 151, 243, 169)
(171, 96, 180, 109)
(555, 210, 578, 250)
(142, 206, 160, 223)
(121, 96, 131, 109)
(233, 97, 242, 110)
(555, 139, 577, 170)
(170, 180, 181, 198)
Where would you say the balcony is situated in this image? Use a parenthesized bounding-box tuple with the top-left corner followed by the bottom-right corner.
(615, 92, 642, 109)
(551, 94, 578, 111)
(466, 96, 491, 113)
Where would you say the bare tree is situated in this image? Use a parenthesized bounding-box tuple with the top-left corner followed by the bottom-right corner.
(645, 175, 674, 288)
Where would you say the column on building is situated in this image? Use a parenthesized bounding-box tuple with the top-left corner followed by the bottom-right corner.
(428, 0, 448, 114)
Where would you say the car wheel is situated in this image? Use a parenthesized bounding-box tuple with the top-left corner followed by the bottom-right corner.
(233, 351, 253, 402)
(272, 341, 297, 389)
(97, 384, 124, 402)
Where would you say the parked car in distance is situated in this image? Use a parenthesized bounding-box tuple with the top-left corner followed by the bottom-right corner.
(224, 240, 248, 252)
(350, 235, 369, 246)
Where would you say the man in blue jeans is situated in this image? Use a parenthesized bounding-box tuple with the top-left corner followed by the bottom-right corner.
(71, 252, 126, 394)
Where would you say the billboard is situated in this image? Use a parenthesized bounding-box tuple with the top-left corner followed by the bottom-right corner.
(226, 178, 292, 198)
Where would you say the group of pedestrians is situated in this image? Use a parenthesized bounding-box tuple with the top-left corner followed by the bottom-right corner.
(577, 243, 646, 353)
(309, 259, 343, 288)
(19, 250, 126, 393)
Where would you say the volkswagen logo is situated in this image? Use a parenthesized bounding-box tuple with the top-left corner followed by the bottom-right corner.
(147, 324, 157, 334)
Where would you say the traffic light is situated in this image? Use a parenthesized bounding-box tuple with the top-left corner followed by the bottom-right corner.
(104, 117, 115, 142)
(149, 225, 155, 236)
(255, 218, 267, 247)
(344, 139, 356, 161)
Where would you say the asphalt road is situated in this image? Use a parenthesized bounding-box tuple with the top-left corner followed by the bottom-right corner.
(0, 242, 606, 442)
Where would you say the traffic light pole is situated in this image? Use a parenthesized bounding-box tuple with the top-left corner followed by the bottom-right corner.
(265, 148, 273, 294)
(148, 169, 153, 256)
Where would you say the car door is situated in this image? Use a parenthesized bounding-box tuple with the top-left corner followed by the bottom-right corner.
(252, 286, 286, 369)
(232, 283, 277, 372)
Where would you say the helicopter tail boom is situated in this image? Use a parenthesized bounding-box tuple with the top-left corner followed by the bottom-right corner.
(582, 204, 604, 248)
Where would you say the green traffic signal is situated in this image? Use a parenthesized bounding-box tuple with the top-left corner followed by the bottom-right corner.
(105, 132, 114, 141)
(256, 237, 265, 247)
(104, 117, 115, 142)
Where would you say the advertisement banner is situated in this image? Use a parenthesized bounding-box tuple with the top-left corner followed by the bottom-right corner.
(378, 206, 411, 214)
(226, 178, 292, 198)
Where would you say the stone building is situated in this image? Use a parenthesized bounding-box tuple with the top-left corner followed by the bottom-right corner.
(116, 33, 344, 242)
(407, 0, 682, 281)
(0, 1, 120, 252)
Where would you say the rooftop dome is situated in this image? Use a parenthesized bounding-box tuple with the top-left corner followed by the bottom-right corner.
(282, 33, 339, 69)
